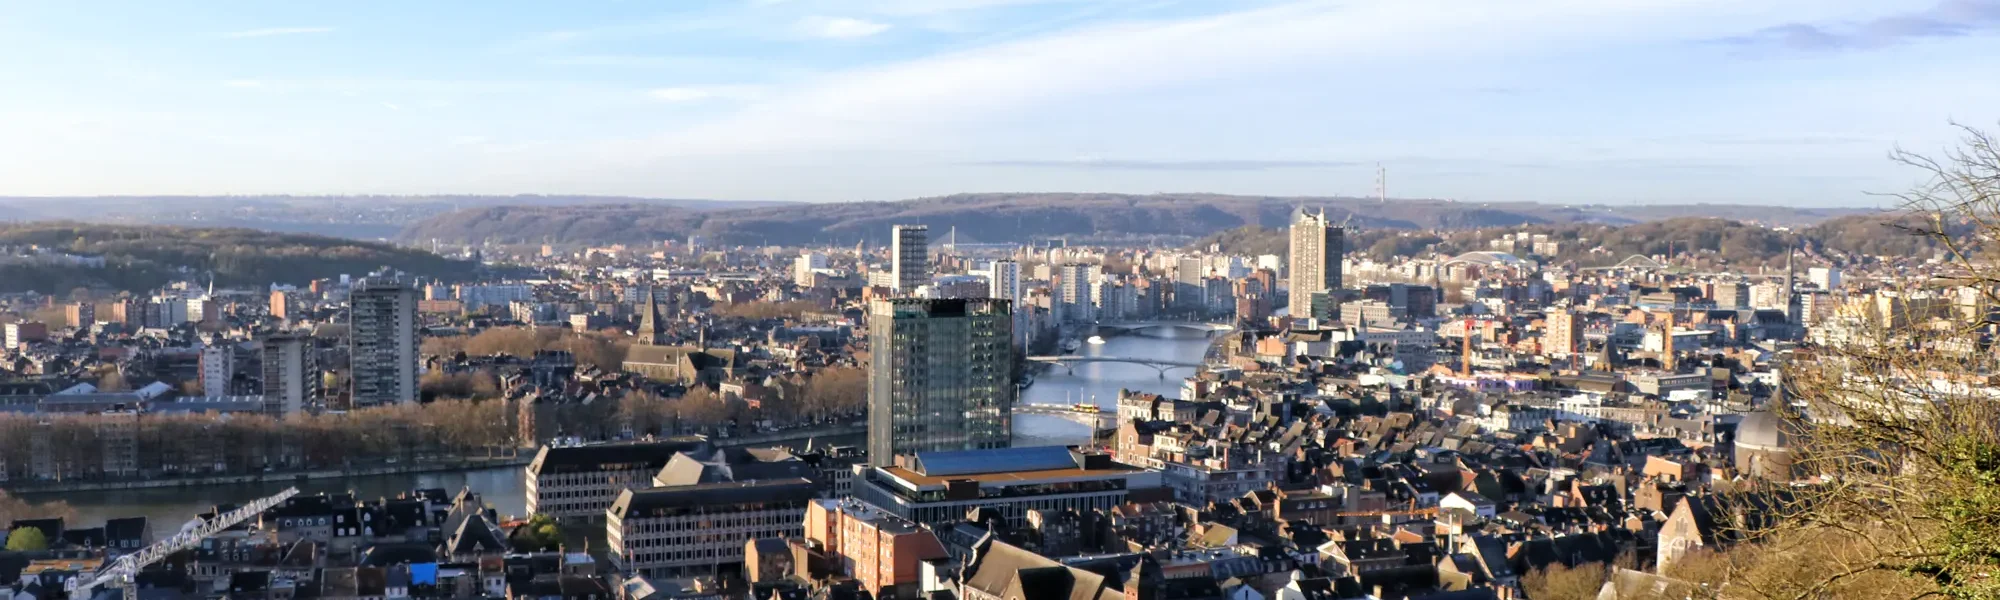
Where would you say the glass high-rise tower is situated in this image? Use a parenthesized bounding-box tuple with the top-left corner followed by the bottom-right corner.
(867, 298, 1015, 465)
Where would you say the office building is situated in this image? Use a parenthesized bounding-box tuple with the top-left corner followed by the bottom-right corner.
(200, 345, 235, 396)
(803, 499, 949, 599)
(1174, 257, 1207, 312)
(866, 298, 1015, 466)
(1093, 277, 1137, 322)
(890, 225, 929, 294)
(269, 290, 291, 321)
(1713, 282, 1749, 309)
(147, 297, 189, 328)
(1363, 283, 1437, 320)
(988, 260, 1025, 347)
(853, 446, 1163, 531)
(65, 302, 94, 328)
(5, 322, 47, 350)
(1288, 208, 1345, 318)
(349, 280, 420, 407)
(524, 438, 710, 520)
(260, 335, 319, 416)
(1338, 299, 1399, 328)
(1547, 309, 1583, 357)
(1809, 267, 1841, 291)
(1057, 263, 1098, 324)
(607, 478, 817, 578)
(925, 274, 990, 299)
(1203, 276, 1233, 316)
(794, 252, 828, 286)
(188, 295, 212, 324)
(108, 299, 140, 328)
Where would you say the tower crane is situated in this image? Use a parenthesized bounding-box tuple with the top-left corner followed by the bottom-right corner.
(66, 487, 301, 600)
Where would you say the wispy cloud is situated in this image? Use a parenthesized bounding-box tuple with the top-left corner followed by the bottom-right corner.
(969, 158, 1356, 171)
(222, 26, 334, 39)
(1719, 0, 2000, 52)
(801, 16, 892, 38)
(647, 85, 767, 103)
(644, 0, 1789, 156)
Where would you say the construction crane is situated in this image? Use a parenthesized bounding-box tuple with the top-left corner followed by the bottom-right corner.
(66, 487, 300, 600)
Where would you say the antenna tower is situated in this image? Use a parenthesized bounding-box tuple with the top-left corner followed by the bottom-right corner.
(1375, 163, 1387, 204)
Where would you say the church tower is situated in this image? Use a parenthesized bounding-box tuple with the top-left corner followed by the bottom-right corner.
(637, 287, 668, 346)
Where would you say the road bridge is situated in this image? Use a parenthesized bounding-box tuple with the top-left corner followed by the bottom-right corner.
(1091, 321, 1235, 337)
(1026, 355, 1207, 378)
(1013, 403, 1120, 429)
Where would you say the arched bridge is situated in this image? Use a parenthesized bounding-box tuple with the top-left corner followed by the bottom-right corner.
(1092, 321, 1236, 337)
(1014, 403, 1120, 429)
(1027, 355, 1206, 378)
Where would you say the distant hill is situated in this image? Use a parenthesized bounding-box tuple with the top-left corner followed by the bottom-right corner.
(0, 195, 793, 241)
(0, 222, 477, 293)
(1197, 212, 1939, 269)
(397, 193, 1870, 247)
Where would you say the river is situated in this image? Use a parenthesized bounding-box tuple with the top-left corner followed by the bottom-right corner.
(1012, 327, 1217, 445)
(21, 330, 1214, 529)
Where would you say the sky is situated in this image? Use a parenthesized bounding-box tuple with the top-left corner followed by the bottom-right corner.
(2, 0, 1998, 206)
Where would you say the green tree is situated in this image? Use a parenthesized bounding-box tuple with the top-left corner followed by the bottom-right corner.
(6, 527, 48, 551)
(512, 514, 564, 552)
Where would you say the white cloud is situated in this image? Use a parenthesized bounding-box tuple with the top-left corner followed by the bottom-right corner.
(801, 16, 892, 38)
(222, 27, 334, 39)
(647, 85, 767, 103)
(380, 102, 404, 111)
(638, 0, 1882, 157)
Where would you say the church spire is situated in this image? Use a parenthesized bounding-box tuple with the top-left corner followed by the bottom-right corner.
(638, 286, 667, 346)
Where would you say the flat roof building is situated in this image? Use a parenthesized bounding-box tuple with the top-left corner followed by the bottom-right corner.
(853, 446, 1163, 532)
(607, 478, 817, 579)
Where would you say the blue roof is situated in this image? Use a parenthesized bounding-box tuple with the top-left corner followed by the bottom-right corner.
(912, 446, 1076, 476)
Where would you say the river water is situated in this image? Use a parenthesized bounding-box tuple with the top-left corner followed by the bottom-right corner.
(1012, 328, 1216, 445)
(22, 331, 1213, 529)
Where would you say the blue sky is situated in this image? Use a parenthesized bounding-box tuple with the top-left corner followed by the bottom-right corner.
(2, 0, 1998, 205)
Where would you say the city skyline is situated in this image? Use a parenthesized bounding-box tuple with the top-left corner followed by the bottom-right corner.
(2, 1, 1996, 205)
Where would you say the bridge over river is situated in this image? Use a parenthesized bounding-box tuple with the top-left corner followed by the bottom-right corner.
(1025, 355, 1206, 377)
(1014, 403, 1121, 429)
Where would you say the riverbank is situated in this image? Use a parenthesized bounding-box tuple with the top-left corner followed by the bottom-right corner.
(1, 455, 533, 494)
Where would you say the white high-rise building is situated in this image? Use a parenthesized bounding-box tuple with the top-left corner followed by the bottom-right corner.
(200, 345, 234, 395)
(794, 252, 828, 286)
(1257, 254, 1282, 273)
(350, 280, 419, 407)
(1809, 267, 1841, 291)
(890, 225, 930, 294)
(989, 260, 1025, 347)
(1058, 263, 1100, 324)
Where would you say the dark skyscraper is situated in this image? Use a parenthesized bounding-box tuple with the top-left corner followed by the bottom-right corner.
(866, 298, 1015, 465)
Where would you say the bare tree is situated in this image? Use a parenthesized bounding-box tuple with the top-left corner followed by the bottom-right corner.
(1737, 123, 2000, 600)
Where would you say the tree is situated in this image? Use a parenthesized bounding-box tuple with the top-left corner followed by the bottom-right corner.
(6, 527, 48, 551)
(1739, 123, 2000, 600)
(1521, 562, 1606, 600)
(0, 490, 75, 525)
(512, 514, 563, 552)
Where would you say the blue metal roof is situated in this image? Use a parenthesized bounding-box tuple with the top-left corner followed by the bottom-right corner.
(912, 446, 1076, 476)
